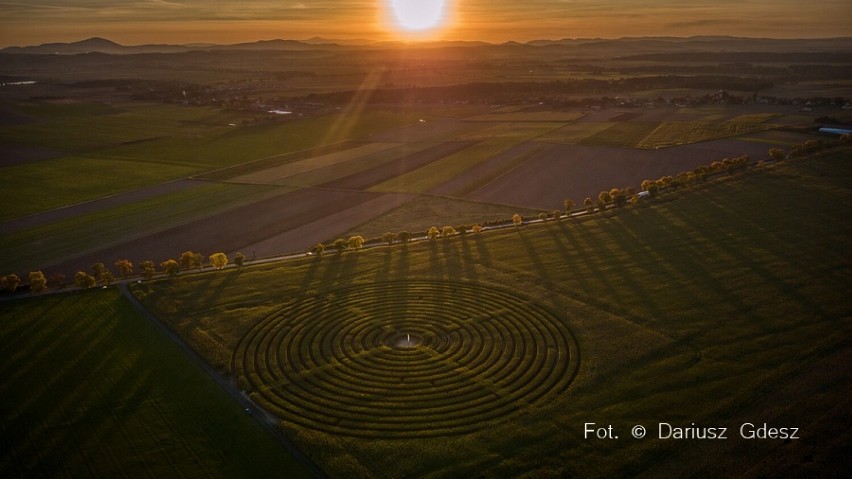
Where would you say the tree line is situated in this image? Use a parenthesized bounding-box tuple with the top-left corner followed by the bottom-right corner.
(1, 250, 240, 295)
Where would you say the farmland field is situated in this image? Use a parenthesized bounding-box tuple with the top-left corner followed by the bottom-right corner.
(0, 289, 311, 478)
(0, 98, 840, 281)
(2, 36, 851, 478)
(131, 148, 852, 478)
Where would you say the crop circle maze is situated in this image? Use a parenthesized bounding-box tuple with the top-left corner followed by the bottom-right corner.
(233, 281, 579, 438)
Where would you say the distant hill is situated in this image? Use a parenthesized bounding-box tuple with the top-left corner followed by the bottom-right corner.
(0, 37, 340, 55)
(3, 35, 852, 56)
(526, 36, 852, 54)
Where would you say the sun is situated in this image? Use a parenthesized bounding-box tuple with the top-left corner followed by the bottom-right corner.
(384, 0, 453, 39)
(391, 0, 446, 31)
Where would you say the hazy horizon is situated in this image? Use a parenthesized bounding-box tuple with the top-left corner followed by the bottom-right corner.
(1, 0, 850, 49)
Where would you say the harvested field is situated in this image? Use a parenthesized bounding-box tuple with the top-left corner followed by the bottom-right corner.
(271, 142, 441, 188)
(468, 139, 774, 210)
(318, 141, 478, 191)
(428, 142, 549, 197)
(456, 121, 565, 142)
(199, 140, 369, 181)
(239, 192, 417, 255)
(369, 140, 516, 194)
(610, 112, 644, 122)
(230, 142, 402, 185)
(727, 113, 781, 123)
(465, 111, 585, 122)
(368, 118, 494, 143)
(578, 121, 660, 147)
(0, 182, 288, 275)
(637, 121, 779, 149)
(41, 187, 390, 277)
(537, 121, 614, 144)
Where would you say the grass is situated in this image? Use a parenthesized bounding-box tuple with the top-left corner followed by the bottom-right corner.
(0, 156, 199, 221)
(0, 182, 288, 274)
(132, 148, 852, 477)
(0, 104, 443, 220)
(0, 288, 310, 478)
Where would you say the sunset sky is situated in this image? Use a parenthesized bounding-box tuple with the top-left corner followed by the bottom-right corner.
(1, 0, 850, 47)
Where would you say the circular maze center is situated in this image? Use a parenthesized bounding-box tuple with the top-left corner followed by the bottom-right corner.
(385, 332, 423, 349)
(233, 281, 579, 438)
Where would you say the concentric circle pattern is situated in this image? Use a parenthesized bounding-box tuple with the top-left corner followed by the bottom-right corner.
(233, 281, 579, 438)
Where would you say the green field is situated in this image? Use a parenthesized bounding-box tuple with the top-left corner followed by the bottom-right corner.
(127, 149, 852, 477)
(637, 121, 779, 149)
(0, 102, 446, 221)
(0, 182, 288, 274)
(0, 289, 311, 478)
(579, 121, 661, 147)
(369, 140, 515, 194)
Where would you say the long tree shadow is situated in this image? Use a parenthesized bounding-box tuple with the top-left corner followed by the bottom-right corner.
(183, 268, 243, 327)
(393, 243, 410, 281)
(473, 232, 493, 268)
(515, 227, 554, 287)
(428, 240, 444, 280)
(668, 199, 837, 324)
(374, 246, 393, 283)
(555, 220, 624, 316)
(440, 237, 463, 279)
(590, 214, 674, 325)
(299, 254, 324, 297)
(317, 250, 360, 293)
(459, 234, 480, 284)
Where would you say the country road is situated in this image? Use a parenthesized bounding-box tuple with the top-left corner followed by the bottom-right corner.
(118, 282, 328, 479)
